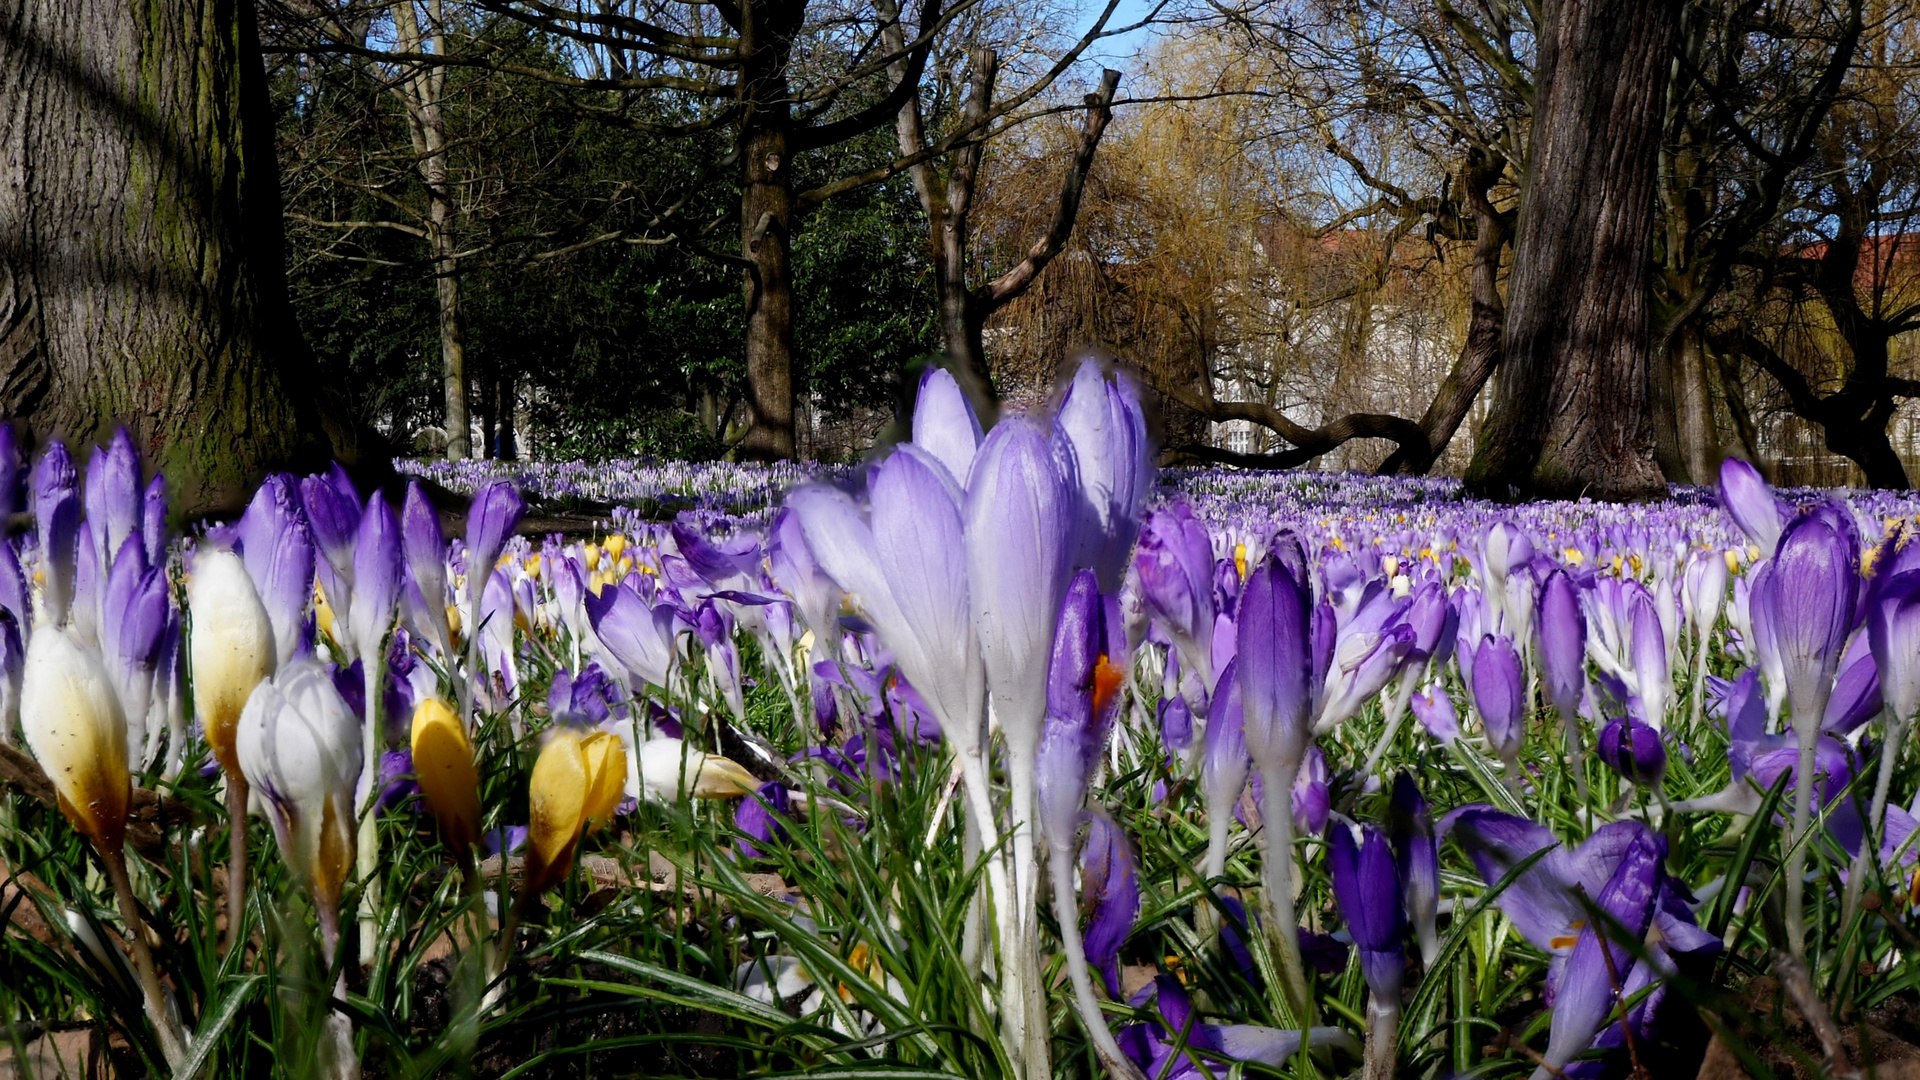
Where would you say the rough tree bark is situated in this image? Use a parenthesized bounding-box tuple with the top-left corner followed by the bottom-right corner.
(1465, 0, 1679, 501)
(0, 0, 354, 515)
(736, 0, 803, 461)
(392, 0, 470, 461)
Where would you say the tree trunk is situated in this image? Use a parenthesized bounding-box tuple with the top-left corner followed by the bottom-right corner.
(1671, 323, 1720, 483)
(1465, 0, 1678, 501)
(736, 0, 802, 462)
(392, 0, 469, 461)
(0, 0, 350, 515)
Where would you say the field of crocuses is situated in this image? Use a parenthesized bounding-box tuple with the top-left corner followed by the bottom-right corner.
(6, 361, 1920, 1079)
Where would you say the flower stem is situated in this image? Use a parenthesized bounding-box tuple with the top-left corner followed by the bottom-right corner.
(1785, 726, 1816, 960)
(1843, 713, 1911, 931)
(1362, 998, 1401, 1080)
(1257, 759, 1312, 1025)
(358, 651, 385, 964)
(316, 900, 360, 1080)
(102, 845, 187, 1068)
(225, 773, 250, 958)
(1048, 846, 1146, 1080)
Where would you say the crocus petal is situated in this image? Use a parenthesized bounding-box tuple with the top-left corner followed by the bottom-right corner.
(189, 548, 277, 774)
(1390, 772, 1440, 964)
(910, 366, 983, 486)
(401, 482, 452, 659)
(84, 428, 142, 572)
(965, 416, 1076, 754)
(465, 482, 527, 596)
(1869, 570, 1920, 723)
(32, 442, 81, 627)
(1717, 459, 1785, 554)
(21, 627, 130, 851)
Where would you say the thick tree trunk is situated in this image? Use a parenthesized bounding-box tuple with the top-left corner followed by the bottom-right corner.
(0, 0, 344, 514)
(1465, 0, 1678, 501)
(736, 0, 802, 462)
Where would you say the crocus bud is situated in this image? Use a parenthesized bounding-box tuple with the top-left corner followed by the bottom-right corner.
(464, 482, 526, 599)
(1758, 505, 1860, 728)
(1388, 773, 1439, 966)
(401, 482, 452, 660)
(349, 493, 404, 664)
(965, 417, 1076, 766)
(189, 549, 277, 774)
(1717, 459, 1785, 554)
(236, 660, 363, 909)
(1470, 634, 1526, 761)
(1598, 712, 1666, 787)
(410, 698, 480, 854)
(1537, 569, 1586, 720)
(1238, 554, 1315, 773)
(85, 428, 143, 571)
(1327, 819, 1407, 1001)
(21, 627, 130, 852)
(635, 737, 756, 801)
(1869, 571, 1920, 723)
(525, 727, 628, 895)
(32, 442, 81, 627)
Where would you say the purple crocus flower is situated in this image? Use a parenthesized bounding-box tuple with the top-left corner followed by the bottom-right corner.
(400, 481, 452, 660)
(586, 579, 680, 692)
(1238, 554, 1316, 775)
(1443, 808, 1719, 1079)
(32, 441, 81, 626)
(1056, 360, 1153, 589)
(140, 475, 167, 570)
(84, 428, 142, 573)
(1116, 976, 1358, 1080)
(349, 493, 403, 666)
(909, 366, 983, 487)
(1757, 504, 1860, 727)
(1078, 807, 1140, 998)
(789, 447, 983, 758)
(1598, 711, 1667, 788)
(1470, 634, 1526, 763)
(302, 469, 361, 626)
(1389, 772, 1440, 966)
(1136, 502, 1218, 694)
(1537, 569, 1586, 720)
(375, 748, 418, 815)
(767, 507, 842, 648)
(1718, 458, 1785, 554)
(1870, 570, 1920, 724)
(965, 416, 1076, 872)
(464, 481, 526, 592)
(735, 781, 791, 858)
(1036, 570, 1122, 848)
(1327, 819, 1407, 1001)
(237, 476, 316, 666)
(1410, 683, 1458, 743)
(1200, 656, 1249, 885)
(1291, 746, 1330, 835)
